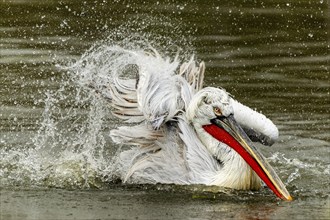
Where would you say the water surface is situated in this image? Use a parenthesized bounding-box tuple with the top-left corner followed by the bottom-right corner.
(1, 0, 329, 219)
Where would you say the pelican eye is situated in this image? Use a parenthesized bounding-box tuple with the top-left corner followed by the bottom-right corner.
(213, 107, 222, 116)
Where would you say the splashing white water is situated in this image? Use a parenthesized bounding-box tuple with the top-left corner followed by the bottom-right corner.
(0, 23, 196, 188)
(1, 81, 113, 188)
(268, 151, 329, 188)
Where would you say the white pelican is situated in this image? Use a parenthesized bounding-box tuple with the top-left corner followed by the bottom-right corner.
(85, 47, 292, 200)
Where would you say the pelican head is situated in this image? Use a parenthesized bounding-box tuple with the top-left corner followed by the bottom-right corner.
(186, 87, 233, 124)
(186, 87, 292, 201)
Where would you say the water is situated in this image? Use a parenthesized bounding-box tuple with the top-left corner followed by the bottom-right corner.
(1, 0, 329, 219)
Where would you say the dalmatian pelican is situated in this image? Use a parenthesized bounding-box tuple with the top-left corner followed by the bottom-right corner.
(84, 47, 292, 200)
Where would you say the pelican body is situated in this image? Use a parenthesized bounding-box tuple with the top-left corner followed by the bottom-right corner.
(82, 47, 292, 200)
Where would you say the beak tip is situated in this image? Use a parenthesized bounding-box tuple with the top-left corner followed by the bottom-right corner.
(280, 194, 293, 201)
(286, 195, 293, 201)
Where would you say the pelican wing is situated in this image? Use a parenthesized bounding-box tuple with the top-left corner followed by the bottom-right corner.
(179, 56, 205, 92)
(83, 47, 205, 146)
(110, 123, 163, 147)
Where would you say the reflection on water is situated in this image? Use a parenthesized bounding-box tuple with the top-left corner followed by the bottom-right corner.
(0, 0, 329, 219)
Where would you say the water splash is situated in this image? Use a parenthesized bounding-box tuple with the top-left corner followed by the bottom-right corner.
(269, 152, 327, 176)
(0, 19, 195, 189)
(268, 151, 330, 198)
(285, 168, 300, 185)
(1, 80, 112, 188)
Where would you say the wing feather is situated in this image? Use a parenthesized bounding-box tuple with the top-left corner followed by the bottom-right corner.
(79, 46, 205, 148)
(179, 56, 205, 91)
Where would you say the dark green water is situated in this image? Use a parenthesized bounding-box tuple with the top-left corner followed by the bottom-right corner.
(1, 0, 329, 219)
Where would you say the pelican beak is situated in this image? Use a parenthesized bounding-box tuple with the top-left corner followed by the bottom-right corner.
(203, 114, 292, 201)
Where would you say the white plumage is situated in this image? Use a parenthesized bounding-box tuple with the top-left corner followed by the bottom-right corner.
(81, 46, 291, 200)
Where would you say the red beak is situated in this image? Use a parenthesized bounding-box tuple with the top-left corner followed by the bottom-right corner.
(203, 115, 292, 201)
